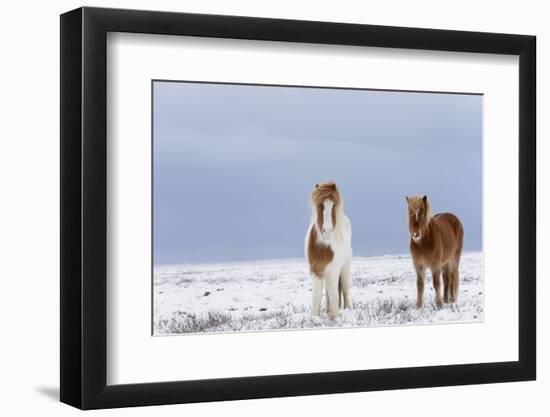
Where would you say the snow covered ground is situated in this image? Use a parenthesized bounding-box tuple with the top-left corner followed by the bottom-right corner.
(153, 252, 483, 335)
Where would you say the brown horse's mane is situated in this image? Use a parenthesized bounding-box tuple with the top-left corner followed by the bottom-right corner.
(406, 195, 432, 224)
(311, 181, 341, 207)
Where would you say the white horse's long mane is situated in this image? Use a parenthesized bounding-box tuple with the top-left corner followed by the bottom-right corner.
(310, 181, 346, 243)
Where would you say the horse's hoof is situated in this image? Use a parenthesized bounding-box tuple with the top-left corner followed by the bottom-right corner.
(328, 311, 339, 320)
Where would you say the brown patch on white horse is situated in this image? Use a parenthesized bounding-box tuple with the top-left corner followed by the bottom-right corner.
(406, 195, 464, 308)
(305, 181, 353, 318)
(307, 226, 333, 277)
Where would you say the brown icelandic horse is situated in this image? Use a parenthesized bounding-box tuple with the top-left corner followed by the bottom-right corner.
(406, 195, 464, 308)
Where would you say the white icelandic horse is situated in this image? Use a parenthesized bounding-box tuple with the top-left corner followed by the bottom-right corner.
(304, 181, 352, 318)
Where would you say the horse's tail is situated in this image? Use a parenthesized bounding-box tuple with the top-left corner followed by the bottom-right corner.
(438, 212, 464, 261)
(338, 275, 343, 308)
(454, 216, 464, 261)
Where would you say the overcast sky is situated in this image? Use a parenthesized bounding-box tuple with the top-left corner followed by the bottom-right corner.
(153, 81, 482, 265)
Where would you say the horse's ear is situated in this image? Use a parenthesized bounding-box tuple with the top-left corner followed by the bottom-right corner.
(422, 195, 428, 204)
(405, 195, 409, 203)
(315, 183, 319, 189)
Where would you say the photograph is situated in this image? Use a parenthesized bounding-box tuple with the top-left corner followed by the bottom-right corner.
(152, 81, 483, 335)
(54, 4, 538, 411)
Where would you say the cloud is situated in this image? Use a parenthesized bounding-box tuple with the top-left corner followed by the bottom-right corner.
(153, 81, 482, 264)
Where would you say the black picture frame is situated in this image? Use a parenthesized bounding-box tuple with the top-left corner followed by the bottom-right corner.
(60, 6, 536, 410)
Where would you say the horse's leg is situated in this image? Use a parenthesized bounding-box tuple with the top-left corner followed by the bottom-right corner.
(450, 261, 460, 303)
(340, 263, 352, 309)
(325, 271, 339, 319)
(442, 263, 450, 304)
(338, 278, 342, 309)
(431, 266, 443, 308)
(415, 265, 425, 308)
(311, 276, 323, 316)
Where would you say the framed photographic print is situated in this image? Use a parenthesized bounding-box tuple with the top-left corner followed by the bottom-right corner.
(60, 6, 536, 409)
